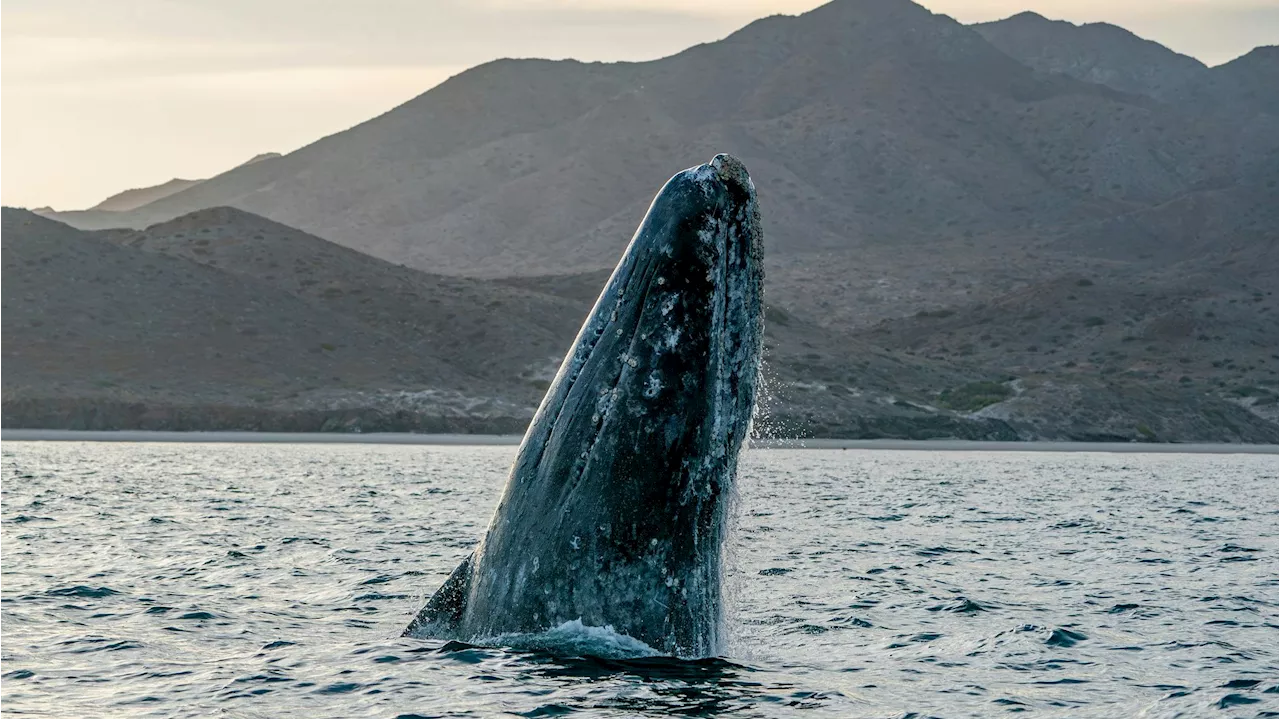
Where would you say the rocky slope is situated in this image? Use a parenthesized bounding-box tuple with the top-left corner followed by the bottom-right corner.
(97, 206, 586, 400)
(2, 208, 554, 432)
(5, 208, 1274, 440)
(0, 208, 1076, 440)
(854, 250, 1278, 441)
(9, 0, 1275, 442)
(489, 267, 1279, 442)
(972, 12, 1208, 103)
(38, 1, 1275, 336)
(102, 207, 1029, 440)
(1172, 46, 1279, 118)
(976, 14, 1277, 118)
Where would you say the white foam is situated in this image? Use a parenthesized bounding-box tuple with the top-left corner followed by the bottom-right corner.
(476, 619, 661, 659)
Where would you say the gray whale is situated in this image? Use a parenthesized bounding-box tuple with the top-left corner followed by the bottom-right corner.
(405, 154, 763, 657)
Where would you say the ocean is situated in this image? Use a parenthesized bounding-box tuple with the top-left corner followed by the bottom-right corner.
(2, 442, 1276, 718)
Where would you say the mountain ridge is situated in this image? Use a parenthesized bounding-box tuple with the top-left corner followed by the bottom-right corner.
(89, 178, 204, 212)
(40, 0, 1273, 285)
(972, 11, 1207, 102)
(9, 0, 1275, 440)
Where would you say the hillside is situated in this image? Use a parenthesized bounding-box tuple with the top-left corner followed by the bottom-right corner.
(977, 15, 1277, 119)
(972, 12, 1207, 102)
(38, 0, 1275, 338)
(1, 207, 1023, 439)
(1, 208, 555, 432)
(489, 262, 1278, 442)
(99, 206, 587, 398)
(102, 205, 1029, 437)
(1173, 46, 1279, 118)
(6, 208, 1274, 440)
(90, 178, 203, 212)
(856, 248, 1278, 437)
(10, 0, 1276, 442)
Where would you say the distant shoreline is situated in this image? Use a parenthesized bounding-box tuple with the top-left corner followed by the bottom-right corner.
(1, 429, 1275, 454)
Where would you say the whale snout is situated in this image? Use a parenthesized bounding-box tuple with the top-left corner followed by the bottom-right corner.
(709, 153, 754, 197)
(671, 153, 756, 205)
(656, 154, 762, 268)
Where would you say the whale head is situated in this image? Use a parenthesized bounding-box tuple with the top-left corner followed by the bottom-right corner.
(407, 154, 764, 657)
(549, 152, 764, 470)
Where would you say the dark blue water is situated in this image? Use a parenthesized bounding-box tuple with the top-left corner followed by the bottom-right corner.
(2, 443, 1276, 718)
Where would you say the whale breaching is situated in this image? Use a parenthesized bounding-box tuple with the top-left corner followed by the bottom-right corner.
(404, 154, 764, 657)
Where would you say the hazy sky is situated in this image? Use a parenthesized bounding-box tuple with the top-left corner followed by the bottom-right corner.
(3, 0, 1275, 210)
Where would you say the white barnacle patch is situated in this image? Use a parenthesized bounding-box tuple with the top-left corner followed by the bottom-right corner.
(656, 277, 665, 286)
(697, 218, 724, 247)
(643, 372, 663, 399)
(687, 164, 717, 197)
(663, 327, 681, 351)
(592, 386, 619, 426)
(659, 295, 677, 317)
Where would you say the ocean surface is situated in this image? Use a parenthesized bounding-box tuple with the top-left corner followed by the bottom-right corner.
(2, 442, 1276, 718)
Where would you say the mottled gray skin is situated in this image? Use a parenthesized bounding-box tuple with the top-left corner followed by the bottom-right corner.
(404, 155, 764, 657)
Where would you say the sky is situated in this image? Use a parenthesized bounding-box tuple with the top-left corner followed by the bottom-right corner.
(3, 0, 1276, 210)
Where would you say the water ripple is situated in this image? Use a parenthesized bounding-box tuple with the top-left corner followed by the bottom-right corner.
(2, 443, 1276, 717)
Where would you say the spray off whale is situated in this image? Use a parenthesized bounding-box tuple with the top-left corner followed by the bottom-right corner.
(405, 154, 763, 657)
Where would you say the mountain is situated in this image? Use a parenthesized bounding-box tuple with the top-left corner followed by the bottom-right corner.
(89, 178, 203, 212)
(1174, 46, 1279, 118)
(1, 207, 567, 432)
(855, 243, 1279, 438)
(98, 206, 594, 403)
(972, 12, 1207, 102)
(974, 14, 1277, 122)
(39, 151, 281, 221)
(94, 208, 1039, 437)
(10, 0, 1276, 441)
(39, 1, 1274, 328)
(483, 263, 1274, 442)
(237, 152, 282, 167)
(1, 207, 1023, 438)
(6, 207, 1273, 440)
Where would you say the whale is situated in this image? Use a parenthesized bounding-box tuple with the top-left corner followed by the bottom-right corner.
(404, 154, 763, 657)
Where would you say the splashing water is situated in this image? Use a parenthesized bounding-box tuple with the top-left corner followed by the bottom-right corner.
(476, 619, 660, 659)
